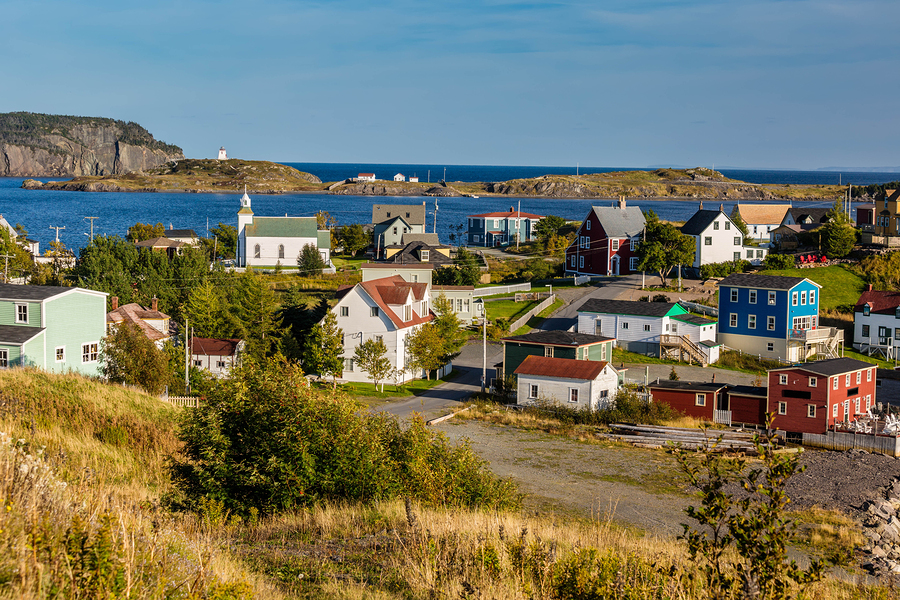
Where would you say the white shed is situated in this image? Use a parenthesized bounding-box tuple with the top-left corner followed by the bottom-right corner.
(515, 356, 618, 411)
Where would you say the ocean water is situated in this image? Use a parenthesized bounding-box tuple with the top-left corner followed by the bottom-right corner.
(1, 163, 895, 252)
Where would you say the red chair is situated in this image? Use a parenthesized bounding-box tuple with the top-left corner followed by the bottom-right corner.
(820, 255, 827, 262)
(798, 255, 806, 264)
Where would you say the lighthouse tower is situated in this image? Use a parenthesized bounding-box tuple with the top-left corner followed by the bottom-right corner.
(217, 147, 228, 160)
(237, 186, 253, 266)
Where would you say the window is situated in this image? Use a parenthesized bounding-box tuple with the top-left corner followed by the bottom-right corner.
(863, 304, 871, 316)
(474, 235, 480, 242)
(529, 384, 538, 399)
(644, 324, 651, 332)
(464, 299, 470, 313)
(792, 316, 812, 330)
(55, 347, 65, 363)
(392, 227, 398, 235)
(254, 244, 260, 259)
(748, 315, 756, 329)
(194, 359, 202, 367)
(569, 388, 579, 403)
(730, 289, 738, 303)
(856, 371, 861, 384)
(611, 239, 620, 251)
(344, 359, 354, 372)
(855, 398, 860, 414)
(792, 292, 798, 306)
(800, 291, 807, 305)
(753, 226, 758, 234)
(833, 404, 838, 418)
(725, 221, 731, 230)
(412, 274, 418, 283)
(278, 244, 285, 259)
(729, 313, 737, 327)
(216, 360, 226, 368)
(695, 393, 706, 406)
(579, 256, 584, 268)
(705, 237, 712, 246)
(734, 252, 741, 261)
(570, 255, 576, 267)
(456, 299, 463, 312)
(630, 257, 639, 271)
(421, 250, 430, 262)
(82, 343, 99, 363)
(15, 304, 27, 324)
(862, 324, 870, 337)
(779, 374, 788, 385)
(371, 306, 379, 317)
(767, 342, 774, 351)
(845, 373, 851, 386)
(809, 377, 817, 387)
(586, 220, 591, 230)
(749, 290, 757, 304)
(768, 291, 776, 305)
(601, 344, 607, 360)
(340, 306, 349, 317)
(807, 405, 816, 418)
(767, 316, 775, 331)
(621, 322, 629, 330)
(403, 305, 412, 321)
(713, 221, 720, 230)
(0, 349, 6, 368)
(833, 377, 839, 390)
(544, 346, 554, 357)
(868, 369, 873, 382)
(778, 402, 787, 415)
(757, 249, 763, 258)
(747, 249, 753, 259)
(734, 237, 741, 245)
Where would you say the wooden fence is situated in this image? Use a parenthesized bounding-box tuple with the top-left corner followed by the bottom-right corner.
(508, 294, 557, 332)
(162, 395, 201, 408)
(474, 283, 531, 297)
(802, 431, 900, 457)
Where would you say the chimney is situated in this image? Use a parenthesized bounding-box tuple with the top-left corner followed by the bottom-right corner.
(618, 196, 626, 210)
(699, 200, 704, 210)
(151, 297, 158, 311)
(111, 296, 118, 310)
(719, 203, 724, 212)
(711, 373, 716, 383)
(868, 284, 873, 292)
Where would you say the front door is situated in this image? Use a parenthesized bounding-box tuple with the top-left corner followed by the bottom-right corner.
(612, 255, 620, 276)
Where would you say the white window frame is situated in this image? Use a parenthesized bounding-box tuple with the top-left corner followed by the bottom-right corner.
(807, 405, 816, 418)
(856, 371, 861, 384)
(55, 346, 65, 363)
(630, 256, 639, 271)
(621, 322, 629, 330)
(748, 315, 756, 329)
(767, 316, 776, 331)
(809, 290, 816, 305)
(544, 346, 554, 358)
(800, 291, 807, 305)
(868, 368, 873, 382)
(779, 374, 788, 385)
(809, 377, 816, 387)
(643, 324, 651, 332)
(569, 388, 579, 403)
(0, 349, 8, 368)
(421, 250, 430, 262)
(767, 342, 774, 351)
(832, 404, 838, 418)
(749, 290, 757, 304)
(15, 303, 28, 324)
(845, 373, 851, 386)
(730, 289, 738, 303)
(729, 313, 737, 327)
(695, 393, 706, 407)
(82, 342, 99, 364)
(611, 239, 620, 251)
(768, 291, 776, 305)
(529, 384, 539, 399)
(340, 306, 349, 317)
(833, 377, 838, 390)
(792, 291, 798, 306)
(778, 402, 787, 415)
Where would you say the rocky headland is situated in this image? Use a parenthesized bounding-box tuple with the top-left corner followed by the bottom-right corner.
(0, 112, 183, 177)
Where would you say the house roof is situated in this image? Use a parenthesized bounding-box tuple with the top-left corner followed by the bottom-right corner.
(107, 302, 172, 341)
(356, 275, 433, 329)
(361, 262, 434, 270)
(681, 209, 725, 236)
(245, 216, 320, 239)
(359, 173, 375, 177)
(135, 237, 185, 249)
(648, 380, 729, 393)
(727, 385, 768, 398)
(191, 337, 242, 357)
(385, 241, 453, 265)
(0, 216, 17, 239)
(854, 289, 900, 314)
(372, 204, 427, 226)
(857, 203, 877, 210)
(731, 204, 791, 225)
(718, 273, 816, 290)
(400, 233, 441, 245)
(590, 205, 646, 238)
(0, 284, 90, 302)
(503, 330, 615, 347)
(515, 355, 611, 380)
(470, 210, 544, 219)
(785, 207, 830, 225)
(0, 324, 44, 345)
(165, 228, 198, 238)
(577, 299, 686, 318)
(672, 314, 717, 326)
(769, 357, 875, 377)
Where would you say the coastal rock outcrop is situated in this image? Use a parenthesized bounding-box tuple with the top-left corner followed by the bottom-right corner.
(0, 112, 183, 177)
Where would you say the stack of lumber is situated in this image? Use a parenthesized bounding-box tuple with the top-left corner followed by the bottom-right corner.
(603, 423, 771, 453)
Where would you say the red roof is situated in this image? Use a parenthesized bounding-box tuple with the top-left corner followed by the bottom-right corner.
(357, 275, 433, 328)
(514, 356, 611, 380)
(191, 337, 243, 357)
(107, 303, 171, 341)
(855, 289, 900, 314)
(359, 173, 375, 177)
(471, 210, 544, 219)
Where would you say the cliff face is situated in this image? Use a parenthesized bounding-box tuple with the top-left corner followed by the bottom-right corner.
(0, 113, 183, 177)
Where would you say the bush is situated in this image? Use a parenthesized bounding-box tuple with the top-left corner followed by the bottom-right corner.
(527, 389, 678, 427)
(699, 260, 751, 279)
(763, 253, 795, 270)
(170, 358, 520, 516)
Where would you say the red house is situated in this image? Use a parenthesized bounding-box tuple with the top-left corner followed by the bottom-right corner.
(647, 380, 729, 421)
(767, 358, 877, 435)
(565, 197, 646, 277)
(726, 385, 768, 427)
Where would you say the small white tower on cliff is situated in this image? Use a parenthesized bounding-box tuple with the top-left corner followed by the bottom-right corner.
(218, 147, 228, 160)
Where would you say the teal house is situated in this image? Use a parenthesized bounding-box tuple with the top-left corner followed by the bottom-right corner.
(0, 284, 108, 376)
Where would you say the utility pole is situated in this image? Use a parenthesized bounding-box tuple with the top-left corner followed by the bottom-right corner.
(184, 319, 190, 394)
(0, 253, 12, 283)
(49, 225, 65, 244)
(516, 199, 521, 250)
(84, 217, 98, 242)
(481, 302, 487, 394)
(434, 199, 438, 234)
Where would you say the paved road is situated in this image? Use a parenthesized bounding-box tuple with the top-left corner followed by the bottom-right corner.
(539, 274, 646, 332)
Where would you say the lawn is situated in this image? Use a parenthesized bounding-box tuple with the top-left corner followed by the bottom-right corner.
(510, 298, 565, 336)
(758, 265, 865, 311)
(484, 298, 542, 322)
(317, 370, 460, 400)
(331, 255, 368, 270)
(842, 347, 896, 370)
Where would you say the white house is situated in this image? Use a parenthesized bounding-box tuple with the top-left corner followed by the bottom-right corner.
(361, 262, 434, 285)
(515, 355, 619, 411)
(731, 204, 791, 243)
(409, 176, 419, 183)
(106, 296, 172, 348)
(681, 206, 767, 268)
(577, 299, 718, 364)
(432, 286, 477, 324)
(853, 288, 900, 359)
(236, 189, 332, 269)
(358, 173, 376, 182)
(0, 214, 39, 255)
(331, 275, 434, 383)
(190, 337, 244, 377)
(393, 173, 405, 182)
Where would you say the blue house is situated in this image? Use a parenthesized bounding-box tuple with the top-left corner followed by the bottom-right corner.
(717, 273, 842, 362)
(467, 209, 544, 247)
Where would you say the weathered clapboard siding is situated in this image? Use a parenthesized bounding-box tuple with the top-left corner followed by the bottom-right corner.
(802, 431, 900, 457)
(44, 290, 107, 377)
(578, 312, 668, 352)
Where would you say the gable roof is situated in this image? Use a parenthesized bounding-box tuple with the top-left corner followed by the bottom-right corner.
(731, 204, 791, 225)
(503, 330, 614, 347)
(191, 337, 242, 357)
(135, 237, 185, 249)
(588, 205, 646, 238)
(577, 299, 686, 318)
(681, 209, 726, 236)
(769, 357, 874, 377)
(385, 241, 453, 265)
(672, 314, 717, 326)
(400, 233, 441, 245)
(107, 302, 172, 341)
(470, 210, 544, 219)
(647, 380, 729, 393)
(356, 275, 432, 329)
(372, 204, 426, 226)
(718, 273, 815, 290)
(785, 207, 830, 225)
(515, 355, 611, 380)
(165, 228, 198, 238)
(0, 324, 44, 345)
(0, 283, 89, 302)
(245, 216, 319, 238)
(854, 289, 900, 314)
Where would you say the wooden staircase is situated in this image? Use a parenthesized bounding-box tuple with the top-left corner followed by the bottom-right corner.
(660, 334, 708, 366)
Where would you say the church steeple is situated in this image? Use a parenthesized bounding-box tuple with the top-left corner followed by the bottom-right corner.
(238, 185, 253, 215)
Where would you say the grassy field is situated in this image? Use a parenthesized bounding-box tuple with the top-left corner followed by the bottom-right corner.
(510, 298, 565, 336)
(327, 370, 459, 401)
(484, 297, 542, 322)
(758, 265, 865, 311)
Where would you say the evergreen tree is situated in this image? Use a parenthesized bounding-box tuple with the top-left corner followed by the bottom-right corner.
(339, 223, 371, 256)
(820, 200, 857, 258)
(298, 243, 327, 276)
(182, 279, 236, 338)
(229, 271, 282, 361)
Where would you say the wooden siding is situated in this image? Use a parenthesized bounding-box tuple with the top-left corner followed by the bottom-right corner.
(728, 393, 767, 426)
(0, 300, 41, 327)
(649, 387, 717, 421)
(44, 291, 107, 377)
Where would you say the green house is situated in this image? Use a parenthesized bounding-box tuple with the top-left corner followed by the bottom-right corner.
(501, 330, 615, 382)
(0, 284, 108, 376)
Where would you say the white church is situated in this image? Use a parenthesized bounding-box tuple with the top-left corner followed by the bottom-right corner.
(236, 189, 333, 271)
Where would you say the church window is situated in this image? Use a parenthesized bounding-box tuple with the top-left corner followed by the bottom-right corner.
(278, 244, 285, 259)
(254, 244, 261, 259)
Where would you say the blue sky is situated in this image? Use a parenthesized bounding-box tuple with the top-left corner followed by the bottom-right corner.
(3, 0, 899, 170)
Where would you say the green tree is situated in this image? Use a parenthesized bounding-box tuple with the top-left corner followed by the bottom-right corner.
(126, 222, 165, 242)
(432, 294, 468, 364)
(304, 310, 344, 385)
(353, 338, 393, 390)
(316, 210, 340, 249)
(204, 223, 237, 259)
(298, 243, 327, 276)
(534, 215, 567, 242)
(101, 322, 172, 394)
(636, 220, 695, 287)
(731, 211, 751, 244)
(182, 279, 237, 338)
(820, 201, 857, 258)
(339, 223, 371, 257)
(406, 323, 445, 380)
(453, 247, 482, 286)
(0, 228, 35, 282)
(229, 271, 282, 361)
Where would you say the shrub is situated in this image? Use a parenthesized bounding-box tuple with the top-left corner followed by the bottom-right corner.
(526, 389, 678, 427)
(763, 253, 796, 270)
(699, 260, 751, 279)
